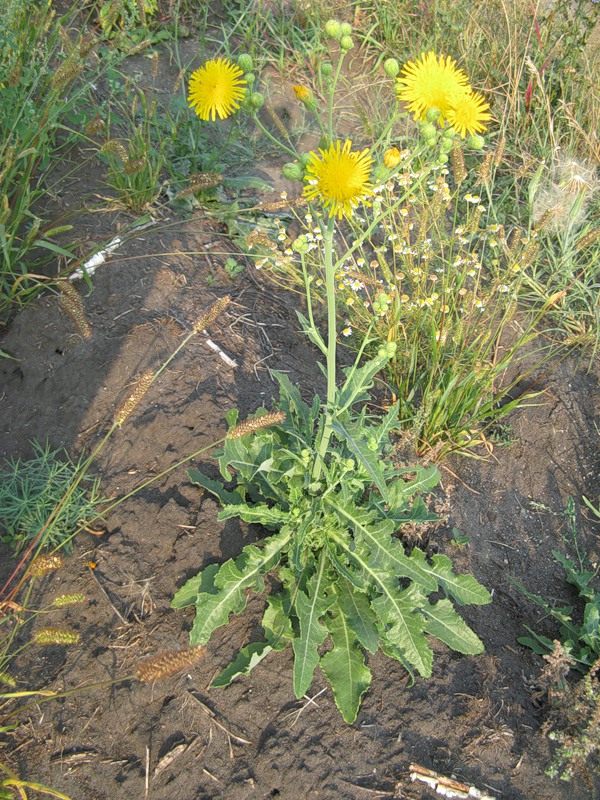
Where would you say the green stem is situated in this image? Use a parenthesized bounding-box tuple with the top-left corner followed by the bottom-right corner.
(252, 114, 298, 159)
(313, 216, 337, 480)
(328, 51, 346, 141)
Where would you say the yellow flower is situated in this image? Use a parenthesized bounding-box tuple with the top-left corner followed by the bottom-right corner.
(446, 90, 491, 137)
(396, 51, 469, 122)
(303, 139, 373, 219)
(292, 85, 311, 101)
(188, 58, 247, 121)
(383, 147, 402, 168)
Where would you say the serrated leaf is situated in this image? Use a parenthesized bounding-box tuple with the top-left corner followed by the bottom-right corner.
(292, 554, 336, 698)
(411, 549, 492, 606)
(189, 529, 291, 645)
(171, 563, 220, 609)
(327, 498, 438, 592)
(331, 418, 388, 499)
(321, 606, 371, 723)
(188, 469, 244, 506)
(218, 503, 290, 527)
(421, 599, 485, 654)
(336, 580, 379, 654)
(371, 581, 433, 677)
(211, 641, 275, 687)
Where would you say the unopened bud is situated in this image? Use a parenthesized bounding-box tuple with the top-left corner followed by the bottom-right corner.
(384, 58, 399, 78)
(325, 19, 342, 39)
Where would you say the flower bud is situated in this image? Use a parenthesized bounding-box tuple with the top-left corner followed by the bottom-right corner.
(282, 161, 304, 181)
(468, 134, 485, 151)
(340, 35, 354, 51)
(245, 72, 256, 87)
(340, 22, 352, 36)
(292, 235, 309, 254)
(320, 62, 333, 77)
(325, 19, 342, 39)
(426, 106, 441, 123)
(420, 122, 437, 140)
(383, 58, 399, 78)
(237, 54, 253, 73)
(250, 91, 265, 111)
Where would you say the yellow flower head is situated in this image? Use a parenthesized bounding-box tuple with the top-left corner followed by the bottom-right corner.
(188, 58, 247, 121)
(292, 85, 311, 101)
(446, 90, 491, 138)
(396, 51, 469, 122)
(383, 146, 402, 168)
(303, 139, 373, 219)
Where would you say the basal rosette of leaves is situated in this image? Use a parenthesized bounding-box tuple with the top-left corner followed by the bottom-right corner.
(173, 370, 491, 723)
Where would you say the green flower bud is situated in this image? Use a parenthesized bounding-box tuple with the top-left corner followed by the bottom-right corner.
(367, 435, 378, 452)
(442, 126, 456, 139)
(384, 341, 397, 357)
(325, 19, 342, 39)
(437, 153, 450, 165)
(468, 134, 485, 150)
(237, 54, 253, 73)
(250, 91, 265, 111)
(298, 152, 312, 168)
(245, 72, 256, 87)
(344, 458, 355, 471)
(440, 137, 454, 153)
(340, 35, 354, 51)
(321, 62, 333, 77)
(383, 58, 400, 78)
(426, 106, 441, 123)
(292, 234, 309, 254)
(282, 161, 304, 181)
(340, 22, 352, 36)
(420, 123, 437, 140)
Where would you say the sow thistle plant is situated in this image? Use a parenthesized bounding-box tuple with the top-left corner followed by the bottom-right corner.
(173, 26, 491, 723)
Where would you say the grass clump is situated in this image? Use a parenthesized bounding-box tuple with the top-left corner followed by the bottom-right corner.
(0, 442, 103, 555)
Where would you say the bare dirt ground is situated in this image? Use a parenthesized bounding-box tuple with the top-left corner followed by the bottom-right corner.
(1, 32, 600, 800)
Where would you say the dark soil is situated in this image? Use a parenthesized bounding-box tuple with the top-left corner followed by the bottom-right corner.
(1, 35, 600, 800)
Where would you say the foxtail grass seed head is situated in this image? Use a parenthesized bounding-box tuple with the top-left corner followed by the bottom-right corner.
(227, 410, 286, 440)
(28, 554, 64, 578)
(533, 209, 553, 232)
(101, 139, 129, 165)
(575, 229, 600, 251)
(136, 646, 206, 682)
(51, 59, 83, 91)
(176, 172, 223, 198)
(192, 295, 232, 334)
(493, 136, 506, 168)
(57, 281, 92, 340)
(451, 146, 467, 184)
(519, 239, 540, 268)
(34, 627, 81, 646)
(124, 157, 146, 175)
(265, 103, 289, 138)
(52, 593, 86, 608)
(477, 151, 493, 185)
(114, 369, 155, 427)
